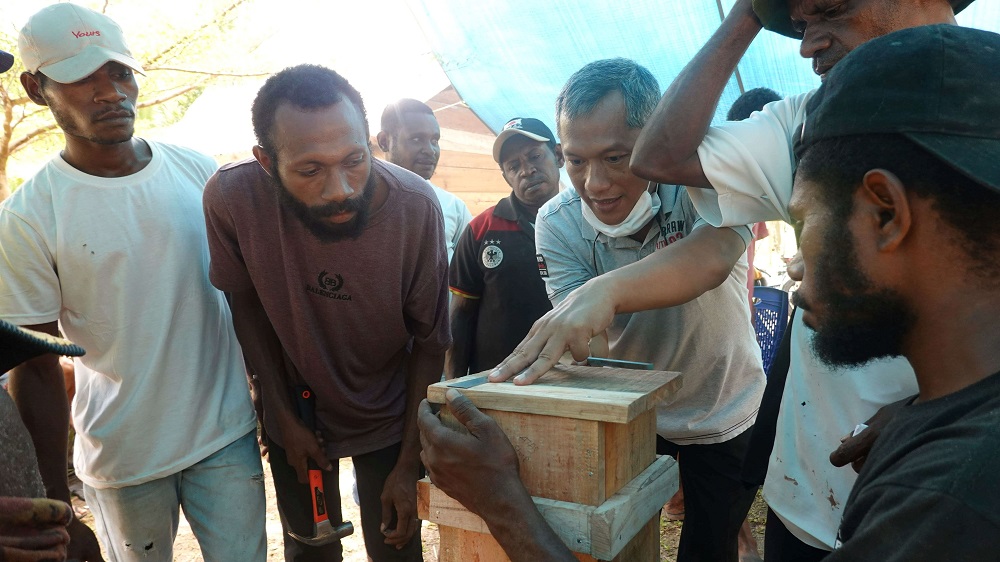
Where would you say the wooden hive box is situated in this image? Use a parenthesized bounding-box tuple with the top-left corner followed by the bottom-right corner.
(419, 364, 682, 561)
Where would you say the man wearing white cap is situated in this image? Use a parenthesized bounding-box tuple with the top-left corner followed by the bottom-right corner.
(1, 4, 265, 561)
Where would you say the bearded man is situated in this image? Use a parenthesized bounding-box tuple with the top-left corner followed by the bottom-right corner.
(203, 64, 450, 562)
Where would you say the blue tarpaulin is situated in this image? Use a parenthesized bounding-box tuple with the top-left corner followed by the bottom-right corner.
(406, 0, 1000, 135)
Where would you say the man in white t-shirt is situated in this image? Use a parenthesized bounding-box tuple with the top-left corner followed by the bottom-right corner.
(630, 0, 971, 225)
(625, 0, 969, 559)
(377, 98, 472, 263)
(1, 5, 264, 561)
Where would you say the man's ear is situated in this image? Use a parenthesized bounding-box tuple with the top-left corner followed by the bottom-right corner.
(554, 144, 565, 168)
(376, 131, 390, 153)
(251, 146, 274, 178)
(857, 168, 912, 253)
(20, 72, 48, 106)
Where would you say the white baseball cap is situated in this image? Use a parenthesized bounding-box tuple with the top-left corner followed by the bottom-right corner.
(18, 3, 144, 84)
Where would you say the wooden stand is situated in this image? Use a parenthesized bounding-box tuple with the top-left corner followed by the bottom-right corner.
(419, 364, 682, 561)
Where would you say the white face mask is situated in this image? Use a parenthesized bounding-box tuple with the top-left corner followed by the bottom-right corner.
(581, 188, 661, 238)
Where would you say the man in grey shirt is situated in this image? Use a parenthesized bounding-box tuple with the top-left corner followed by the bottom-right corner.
(532, 58, 765, 562)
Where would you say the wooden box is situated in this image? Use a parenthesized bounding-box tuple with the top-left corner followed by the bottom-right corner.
(419, 364, 682, 561)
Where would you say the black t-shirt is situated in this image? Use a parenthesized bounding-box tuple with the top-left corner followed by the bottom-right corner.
(827, 370, 1000, 561)
(449, 194, 552, 373)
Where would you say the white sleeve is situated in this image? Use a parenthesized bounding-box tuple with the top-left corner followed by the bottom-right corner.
(692, 217, 754, 248)
(0, 208, 61, 324)
(689, 91, 814, 227)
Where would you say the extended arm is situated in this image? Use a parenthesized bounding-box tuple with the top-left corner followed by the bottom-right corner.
(8, 321, 103, 560)
(418, 390, 576, 562)
(492, 226, 747, 383)
(8, 322, 69, 504)
(631, 0, 761, 187)
(228, 287, 332, 482)
(445, 294, 479, 380)
(381, 339, 446, 548)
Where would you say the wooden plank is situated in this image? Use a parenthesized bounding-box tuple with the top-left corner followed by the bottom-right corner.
(434, 167, 508, 192)
(437, 527, 605, 562)
(429, 365, 682, 424)
(417, 478, 430, 521)
(438, 526, 510, 562)
(446, 191, 517, 216)
(437, 149, 501, 170)
(610, 518, 659, 562)
(440, 408, 605, 504)
(419, 478, 495, 535)
(590, 455, 679, 560)
(533, 497, 594, 554)
(419, 477, 594, 553)
(603, 409, 656, 499)
(422, 472, 667, 561)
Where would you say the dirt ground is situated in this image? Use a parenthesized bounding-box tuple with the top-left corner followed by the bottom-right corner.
(73, 458, 768, 561)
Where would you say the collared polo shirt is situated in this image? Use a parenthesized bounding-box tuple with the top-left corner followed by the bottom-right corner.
(450, 193, 552, 373)
(535, 185, 765, 445)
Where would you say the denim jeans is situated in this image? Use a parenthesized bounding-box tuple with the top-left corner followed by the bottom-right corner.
(84, 430, 267, 562)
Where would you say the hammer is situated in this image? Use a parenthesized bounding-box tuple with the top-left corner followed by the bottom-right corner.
(287, 386, 354, 546)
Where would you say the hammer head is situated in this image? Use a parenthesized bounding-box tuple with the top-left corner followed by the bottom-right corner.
(288, 519, 354, 547)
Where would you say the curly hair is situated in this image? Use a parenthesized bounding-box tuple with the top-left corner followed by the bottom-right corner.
(251, 64, 367, 159)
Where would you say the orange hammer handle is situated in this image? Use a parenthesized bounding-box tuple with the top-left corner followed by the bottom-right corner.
(308, 464, 329, 524)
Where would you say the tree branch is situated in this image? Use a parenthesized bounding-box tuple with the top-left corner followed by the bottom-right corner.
(10, 122, 60, 154)
(143, 67, 270, 78)
(136, 84, 203, 108)
(144, 0, 251, 68)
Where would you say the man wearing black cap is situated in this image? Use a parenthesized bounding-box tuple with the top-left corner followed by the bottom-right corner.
(624, 0, 972, 558)
(788, 24, 1000, 559)
(631, 0, 971, 218)
(445, 117, 561, 379)
(418, 23, 1000, 562)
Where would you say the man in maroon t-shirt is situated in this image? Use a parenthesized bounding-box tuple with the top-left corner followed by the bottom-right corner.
(203, 64, 450, 562)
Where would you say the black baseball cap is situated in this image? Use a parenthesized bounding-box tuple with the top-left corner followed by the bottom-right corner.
(0, 319, 85, 373)
(754, 0, 975, 39)
(796, 24, 1000, 194)
(0, 49, 13, 73)
(493, 117, 556, 163)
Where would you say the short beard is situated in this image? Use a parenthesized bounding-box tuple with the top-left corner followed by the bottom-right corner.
(273, 165, 378, 243)
(806, 227, 915, 368)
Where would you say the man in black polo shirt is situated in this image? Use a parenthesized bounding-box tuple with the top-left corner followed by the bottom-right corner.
(445, 118, 563, 378)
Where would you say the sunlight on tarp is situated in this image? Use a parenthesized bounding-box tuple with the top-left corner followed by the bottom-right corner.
(406, 0, 1000, 135)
